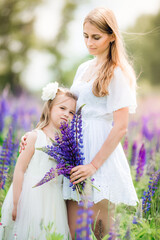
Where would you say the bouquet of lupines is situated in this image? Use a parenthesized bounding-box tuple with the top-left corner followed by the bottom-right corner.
(34, 105, 96, 197)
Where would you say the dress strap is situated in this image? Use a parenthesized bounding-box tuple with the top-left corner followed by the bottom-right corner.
(34, 129, 48, 148)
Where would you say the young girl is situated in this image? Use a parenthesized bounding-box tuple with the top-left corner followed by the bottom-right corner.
(0, 83, 77, 240)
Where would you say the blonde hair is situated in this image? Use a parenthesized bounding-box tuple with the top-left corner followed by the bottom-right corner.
(36, 88, 77, 130)
(84, 7, 137, 97)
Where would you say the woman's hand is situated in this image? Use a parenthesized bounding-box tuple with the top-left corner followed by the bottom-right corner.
(19, 132, 31, 153)
(70, 164, 96, 184)
(12, 205, 17, 221)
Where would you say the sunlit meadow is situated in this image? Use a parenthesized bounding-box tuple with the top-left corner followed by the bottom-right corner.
(0, 88, 160, 240)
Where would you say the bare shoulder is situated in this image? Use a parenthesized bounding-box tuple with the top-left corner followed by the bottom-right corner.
(25, 130, 37, 145)
(27, 130, 37, 141)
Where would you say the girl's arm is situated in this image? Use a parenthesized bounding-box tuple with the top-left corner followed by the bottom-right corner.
(12, 131, 37, 221)
(70, 107, 129, 184)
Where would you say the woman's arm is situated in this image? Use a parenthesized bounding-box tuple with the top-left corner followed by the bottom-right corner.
(19, 131, 31, 153)
(12, 131, 37, 221)
(70, 107, 129, 184)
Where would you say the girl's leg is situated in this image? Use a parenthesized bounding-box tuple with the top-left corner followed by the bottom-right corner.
(66, 200, 80, 240)
(91, 199, 115, 240)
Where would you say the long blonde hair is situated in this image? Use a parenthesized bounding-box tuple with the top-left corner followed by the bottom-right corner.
(84, 7, 136, 97)
(36, 88, 77, 130)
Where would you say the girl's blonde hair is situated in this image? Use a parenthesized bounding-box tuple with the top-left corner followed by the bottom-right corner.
(84, 7, 137, 97)
(36, 88, 77, 130)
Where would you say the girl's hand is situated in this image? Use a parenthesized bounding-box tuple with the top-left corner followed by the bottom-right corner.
(12, 206, 17, 221)
(19, 132, 31, 153)
(70, 164, 96, 184)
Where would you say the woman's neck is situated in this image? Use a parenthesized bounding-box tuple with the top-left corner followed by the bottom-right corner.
(94, 48, 109, 66)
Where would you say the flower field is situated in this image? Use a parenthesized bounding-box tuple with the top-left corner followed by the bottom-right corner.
(0, 90, 160, 240)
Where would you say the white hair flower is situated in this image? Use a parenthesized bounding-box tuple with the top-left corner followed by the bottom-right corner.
(41, 82, 59, 101)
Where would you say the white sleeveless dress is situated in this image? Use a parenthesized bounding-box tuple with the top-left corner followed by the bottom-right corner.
(63, 59, 139, 206)
(0, 129, 70, 240)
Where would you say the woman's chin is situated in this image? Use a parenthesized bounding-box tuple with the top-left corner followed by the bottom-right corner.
(88, 49, 97, 55)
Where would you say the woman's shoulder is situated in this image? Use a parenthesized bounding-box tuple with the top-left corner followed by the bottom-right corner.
(108, 66, 131, 94)
(72, 59, 95, 84)
(111, 66, 129, 86)
(113, 66, 125, 78)
(77, 58, 95, 72)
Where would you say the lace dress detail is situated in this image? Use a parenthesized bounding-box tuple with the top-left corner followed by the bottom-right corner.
(63, 59, 139, 206)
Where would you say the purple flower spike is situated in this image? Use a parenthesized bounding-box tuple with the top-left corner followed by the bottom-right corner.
(76, 199, 93, 239)
(142, 170, 160, 214)
(123, 136, 128, 156)
(136, 143, 146, 181)
(0, 127, 19, 189)
(131, 141, 137, 166)
(0, 96, 9, 133)
(34, 105, 89, 195)
(33, 168, 55, 187)
(132, 216, 138, 224)
(142, 117, 154, 141)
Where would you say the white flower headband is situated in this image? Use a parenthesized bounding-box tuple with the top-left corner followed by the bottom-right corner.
(41, 82, 59, 101)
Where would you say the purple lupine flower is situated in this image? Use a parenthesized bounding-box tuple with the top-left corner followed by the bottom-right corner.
(156, 130, 160, 152)
(142, 170, 160, 214)
(123, 136, 128, 156)
(34, 106, 87, 194)
(108, 215, 121, 240)
(131, 141, 137, 166)
(0, 97, 9, 133)
(108, 228, 121, 240)
(0, 127, 19, 189)
(132, 216, 138, 224)
(18, 107, 40, 131)
(11, 110, 19, 133)
(146, 149, 156, 176)
(76, 200, 93, 240)
(136, 143, 146, 181)
(124, 226, 131, 240)
(142, 116, 154, 141)
(132, 199, 142, 225)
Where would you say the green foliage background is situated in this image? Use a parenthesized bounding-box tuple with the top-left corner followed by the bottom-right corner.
(0, 1, 160, 94)
(125, 10, 160, 85)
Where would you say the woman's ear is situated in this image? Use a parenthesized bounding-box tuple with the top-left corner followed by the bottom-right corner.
(110, 33, 115, 43)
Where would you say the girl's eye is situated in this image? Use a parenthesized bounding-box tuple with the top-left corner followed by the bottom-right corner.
(70, 112, 74, 115)
(83, 35, 88, 38)
(60, 107, 65, 110)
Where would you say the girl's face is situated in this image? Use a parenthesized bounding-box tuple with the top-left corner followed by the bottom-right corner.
(49, 94, 76, 129)
(83, 22, 114, 57)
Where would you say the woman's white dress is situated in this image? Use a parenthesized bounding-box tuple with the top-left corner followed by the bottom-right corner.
(0, 130, 70, 240)
(63, 59, 139, 206)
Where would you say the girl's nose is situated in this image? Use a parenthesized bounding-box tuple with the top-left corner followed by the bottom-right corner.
(64, 112, 69, 118)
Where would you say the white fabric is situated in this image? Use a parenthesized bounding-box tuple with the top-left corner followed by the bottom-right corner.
(63, 59, 139, 206)
(0, 130, 70, 240)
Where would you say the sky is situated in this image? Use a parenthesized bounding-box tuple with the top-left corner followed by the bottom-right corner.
(22, 0, 160, 91)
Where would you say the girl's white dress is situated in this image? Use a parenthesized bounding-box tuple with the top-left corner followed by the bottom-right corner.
(0, 130, 70, 240)
(63, 59, 139, 206)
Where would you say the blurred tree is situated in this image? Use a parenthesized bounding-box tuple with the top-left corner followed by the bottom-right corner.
(124, 10, 160, 85)
(0, 0, 42, 94)
(46, 0, 89, 87)
(0, 0, 90, 93)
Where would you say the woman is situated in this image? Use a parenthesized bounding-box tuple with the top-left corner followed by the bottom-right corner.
(64, 7, 139, 239)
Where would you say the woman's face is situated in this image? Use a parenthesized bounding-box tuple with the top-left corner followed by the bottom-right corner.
(83, 22, 114, 57)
